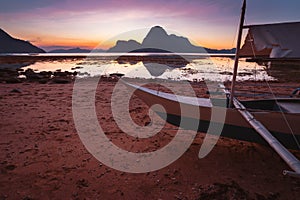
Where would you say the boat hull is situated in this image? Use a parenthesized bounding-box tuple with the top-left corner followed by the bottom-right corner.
(155, 111, 300, 149)
(122, 81, 300, 149)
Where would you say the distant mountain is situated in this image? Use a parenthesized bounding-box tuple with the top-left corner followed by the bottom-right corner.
(141, 26, 206, 53)
(0, 28, 45, 53)
(107, 26, 235, 54)
(48, 47, 107, 53)
(108, 40, 142, 52)
(48, 47, 91, 53)
(92, 48, 106, 53)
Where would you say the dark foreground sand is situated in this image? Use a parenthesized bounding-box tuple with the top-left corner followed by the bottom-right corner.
(0, 79, 299, 200)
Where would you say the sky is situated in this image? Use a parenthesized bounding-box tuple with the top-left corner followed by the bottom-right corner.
(1, 0, 299, 51)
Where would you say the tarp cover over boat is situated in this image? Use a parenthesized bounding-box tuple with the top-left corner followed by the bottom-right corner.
(240, 22, 300, 58)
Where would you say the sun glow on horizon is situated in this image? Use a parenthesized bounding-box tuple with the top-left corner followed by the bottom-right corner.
(1, 0, 300, 52)
(32, 26, 237, 51)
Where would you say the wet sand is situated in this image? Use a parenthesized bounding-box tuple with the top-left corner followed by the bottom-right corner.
(0, 80, 299, 199)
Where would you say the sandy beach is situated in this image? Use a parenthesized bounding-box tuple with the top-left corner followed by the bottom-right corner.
(0, 79, 300, 200)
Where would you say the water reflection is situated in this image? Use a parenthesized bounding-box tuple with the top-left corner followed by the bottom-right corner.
(116, 54, 189, 77)
(0, 54, 282, 82)
(0, 55, 36, 69)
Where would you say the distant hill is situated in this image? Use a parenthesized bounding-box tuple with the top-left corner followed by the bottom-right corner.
(0, 28, 45, 53)
(48, 47, 107, 53)
(48, 47, 91, 53)
(92, 48, 106, 53)
(108, 40, 142, 52)
(141, 26, 206, 53)
(107, 26, 235, 54)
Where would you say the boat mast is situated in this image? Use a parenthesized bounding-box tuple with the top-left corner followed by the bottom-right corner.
(227, 0, 300, 177)
(229, 0, 246, 108)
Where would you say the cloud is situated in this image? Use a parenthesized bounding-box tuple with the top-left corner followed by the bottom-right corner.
(0, 0, 238, 21)
(1, 0, 299, 50)
(0, 0, 61, 13)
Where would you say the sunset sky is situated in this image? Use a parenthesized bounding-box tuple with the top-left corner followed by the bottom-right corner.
(1, 0, 299, 51)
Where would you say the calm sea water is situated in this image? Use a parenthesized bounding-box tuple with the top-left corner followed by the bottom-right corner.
(1, 53, 275, 82)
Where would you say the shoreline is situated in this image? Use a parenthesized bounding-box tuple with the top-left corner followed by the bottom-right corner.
(2, 54, 299, 83)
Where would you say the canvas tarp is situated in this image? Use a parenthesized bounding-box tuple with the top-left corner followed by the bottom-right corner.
(240, 22, 300, 58)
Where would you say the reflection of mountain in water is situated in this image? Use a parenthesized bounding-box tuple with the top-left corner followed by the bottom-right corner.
(0, 62, 35, 70)
(0, 56, 36, 69)
(143, 63, 175, 77)
(116, 49, 189, 76)
(110, 26, 234, 77)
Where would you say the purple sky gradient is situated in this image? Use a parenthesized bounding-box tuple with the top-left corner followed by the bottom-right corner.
(1, 0, 299, 51)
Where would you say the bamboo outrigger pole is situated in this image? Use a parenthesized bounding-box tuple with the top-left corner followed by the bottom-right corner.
(232, 98, 300, 178)
(229, 0, 300, 178)
(229, 0, 246, 108)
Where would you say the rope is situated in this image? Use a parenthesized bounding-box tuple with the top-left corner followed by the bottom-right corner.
(246, 18, 258, 99)
(265, 80, 300, 149)
(244, 18, 300, 149)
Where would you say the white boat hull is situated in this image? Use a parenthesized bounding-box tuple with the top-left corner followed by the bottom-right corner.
(123, 81, 300, 149)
